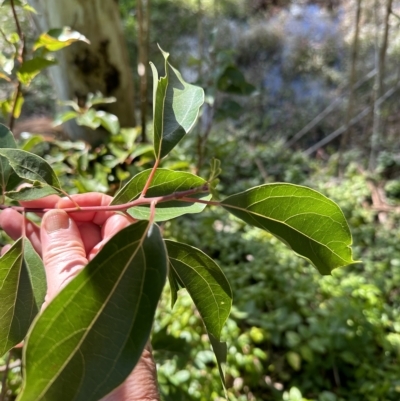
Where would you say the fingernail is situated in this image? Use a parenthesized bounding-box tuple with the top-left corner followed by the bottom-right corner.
(43, 210, 70, 233)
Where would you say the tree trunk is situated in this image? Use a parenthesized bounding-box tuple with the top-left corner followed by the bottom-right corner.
(340, 0, 362, 150)
(137, 0, 150, 143)
(369, 0, 393, 170)
(27, 0, 136, 144)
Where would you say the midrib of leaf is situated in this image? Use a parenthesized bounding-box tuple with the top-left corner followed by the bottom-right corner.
(223, 203, 351, 264)
(155, 77, 168, 160)
(33, 225, 151, 400)
(169, 255, 223, 336)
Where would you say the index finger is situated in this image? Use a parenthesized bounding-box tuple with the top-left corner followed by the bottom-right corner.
(57, 193, 115, 226)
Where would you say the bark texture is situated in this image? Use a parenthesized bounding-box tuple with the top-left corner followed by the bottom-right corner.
(28, 0, 136, 144)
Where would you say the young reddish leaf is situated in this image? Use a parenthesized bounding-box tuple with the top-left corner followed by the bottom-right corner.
(18, 222, 167, 401)
(221, 183, 358, 274)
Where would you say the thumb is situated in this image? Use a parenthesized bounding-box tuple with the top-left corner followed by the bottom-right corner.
(41, 209, 88, 305)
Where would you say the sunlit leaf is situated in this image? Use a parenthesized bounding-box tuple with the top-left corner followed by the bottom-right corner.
(0, 239, 46, 357)
(151, 46, 204, 159)
(0, 72, 11, 82)
(16, 58, 57, 86)
(33, 27, 89, 52)
(0, 148, 62, 190)
(112, 168, 210, 221)
(95, 110, 120, 135)
(221, 183, 357, 274)
(19, 221, 167, 401)
(165, 240, 232, 339)
(53, 111, 78, 126)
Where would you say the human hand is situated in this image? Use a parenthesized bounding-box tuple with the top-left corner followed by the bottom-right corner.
(0, 193, 160, 401)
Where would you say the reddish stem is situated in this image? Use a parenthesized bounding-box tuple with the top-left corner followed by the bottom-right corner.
(140, 159, 160, 198)
(0, 185, 211, 214)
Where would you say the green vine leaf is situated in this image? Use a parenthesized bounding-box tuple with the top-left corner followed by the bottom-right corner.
(150, 46, 204, 159)
(18, 221, 167, 401)
(0, 239, 46, 357)
(112, 168, 211, 221)
(221, 183, 357, 275)
(33, 27, 89, 52)
(16, 57, 57, 86)
(0, 148, 62, 190)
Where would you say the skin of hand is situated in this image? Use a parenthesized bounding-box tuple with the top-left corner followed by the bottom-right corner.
(0, 193, 161, 401)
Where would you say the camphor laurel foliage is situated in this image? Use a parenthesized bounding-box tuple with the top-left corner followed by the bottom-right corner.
(0, 13, 357, 399)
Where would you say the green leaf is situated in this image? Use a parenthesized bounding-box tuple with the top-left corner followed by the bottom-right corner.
(16, 58, 57, 86)
(0, 124, 17, 197)
(0, 239, 46, 357)
(221, 183, 357, 274)
(19, 221, 167, 401)
(168, 270, 180, 308)
(0, 148, 62, 190)
(151, 47, 204, 159)
(33, 28, 89, 52)
(6, 184, 59, 201)
(95, 110, 120, 135)
(112, 168, 210, 222)
(217, 65, 255, 96)
(165, 240, 232, 340)
(208, 332, 228, 388)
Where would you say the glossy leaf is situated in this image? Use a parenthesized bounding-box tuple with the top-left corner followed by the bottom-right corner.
(0, 239, 46, 357)
(6, 184, 59, 201)
(112, 168, 210, 221)
(151, 47, 204, 159)
(165, 240, 231, 385)
(221, 183, 356, 274)
(19, 221, 167, 401)
(17, 57, 57, 86)
(165, 240, 232, 340)
(0, 148, 62, 190)
(33, 28, 89, 52)
(0, 124, 17, 197)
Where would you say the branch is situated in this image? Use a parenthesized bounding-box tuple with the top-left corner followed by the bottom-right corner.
(304, 80, 400, 156)
(0, 185, 211, 214)
(8, 0, 26, 132)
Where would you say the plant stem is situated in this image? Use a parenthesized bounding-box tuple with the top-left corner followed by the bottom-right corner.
(8, 0, 25, 132)
(140, 158, 159, 198)
(0, 185, 210, 214)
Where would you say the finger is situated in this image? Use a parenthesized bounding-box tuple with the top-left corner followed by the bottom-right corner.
(100, 344, 160, 401)
(1, 244, 11, 256)
(20, 194, 61, 216)
(0, 209, 42, 255)
(41, 209, 88, 304)
(76, 222, 102, 256)
(19, 194, 61, 209)
(88, 214, 131, 260)
(57, 193, 114, 225)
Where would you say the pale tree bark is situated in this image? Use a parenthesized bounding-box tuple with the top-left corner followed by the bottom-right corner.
(137, 0, 150, 143)
(340, 0, 362, 150)
(369, 0, 393, 170)
(27, 0, 136, 144)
